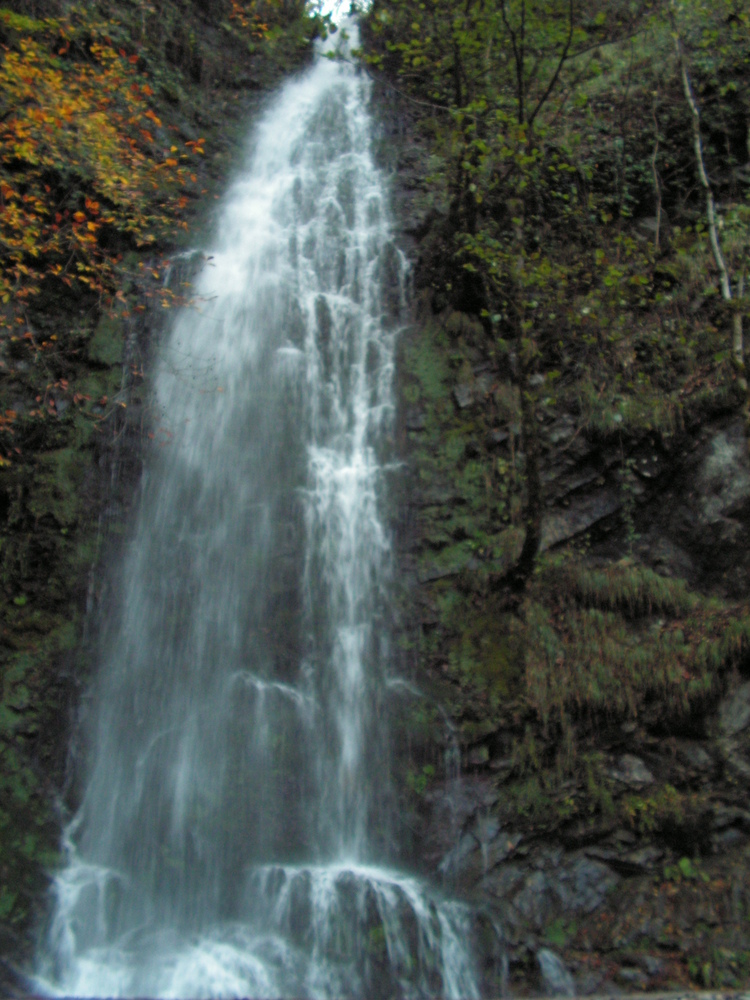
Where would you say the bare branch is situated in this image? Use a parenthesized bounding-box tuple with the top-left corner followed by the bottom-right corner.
(527, 0, 575, 129)
(519, 0, 526, 123)
(674, 30, 731, 300)
(499, 0, 524, 123)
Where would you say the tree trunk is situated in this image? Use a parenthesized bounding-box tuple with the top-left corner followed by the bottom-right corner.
(672, 11, 749, 430)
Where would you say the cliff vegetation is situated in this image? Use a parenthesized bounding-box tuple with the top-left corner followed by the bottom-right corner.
(362, 0, 750, 992)
(0, 0, 320, 975)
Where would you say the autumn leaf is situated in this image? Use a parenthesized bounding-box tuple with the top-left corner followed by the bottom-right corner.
(0, 10, 208, 318)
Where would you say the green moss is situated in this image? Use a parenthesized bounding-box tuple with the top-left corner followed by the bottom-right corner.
(405, 763, 436, 797)
(28, 448, 84, 528)
(583, 751, 615, 818)
(525, 601, 686, 721)
(450, 612, 521, 699)
(404, 322, 453, 407)
(545, 917, 578, 948)
(88, 313, 124, 367)
(444, 311, 484, 339)
(0, 598, 82, 926)
(0, 740, 60, 926)
(506, 775, 554, 820)
(77, 366, 125, 407)
(576, 377, 682, 436)
(420, 539, 472, 574)
(621, 783, 691, 834)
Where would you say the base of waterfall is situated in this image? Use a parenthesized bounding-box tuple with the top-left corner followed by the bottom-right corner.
(35, 862, 484, 999)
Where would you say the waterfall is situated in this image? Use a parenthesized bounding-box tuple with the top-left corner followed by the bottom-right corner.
(35, 21, 483, 999)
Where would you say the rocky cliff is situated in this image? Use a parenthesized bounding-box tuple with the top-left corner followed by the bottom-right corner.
(374, 53, 750, 997)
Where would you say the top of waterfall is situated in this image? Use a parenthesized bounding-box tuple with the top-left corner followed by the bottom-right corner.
(318, 0, 369, 26)
(317, 11, 361, 58)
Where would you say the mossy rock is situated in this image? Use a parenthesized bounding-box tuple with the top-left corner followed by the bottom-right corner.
(444, 310, 484, 339)
(88, 313, 124, 367)
(448, 608, 523, 701)
(0, 638, 76, 929)
(77, 366, 125, 407)
(28, 449, 84, 529)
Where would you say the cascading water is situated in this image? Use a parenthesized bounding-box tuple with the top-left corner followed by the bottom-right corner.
(35, 20, 484, 999)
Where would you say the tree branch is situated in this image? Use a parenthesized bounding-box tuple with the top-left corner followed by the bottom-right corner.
(527, 0, 575, 129)
(499, 0, 524, 124)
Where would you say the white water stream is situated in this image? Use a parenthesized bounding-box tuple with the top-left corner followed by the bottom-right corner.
(35, 22, 482, 999)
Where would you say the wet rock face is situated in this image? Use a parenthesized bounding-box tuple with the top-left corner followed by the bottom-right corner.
(697, 428, 750, 527)
(718, 681, 750, 738)
(419, 775, 499, 874)
(473, 851, 621, 933)
(664, 418, 750, 593)
(715, 680, 750, 787)
(608, 754, 655, 789)
(537, 948, 576, 997)
(535, 414, 750, 587)
(551, 858, 620, 916)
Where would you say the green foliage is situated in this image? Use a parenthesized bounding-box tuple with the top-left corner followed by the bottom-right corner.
(507, 774, 553, 820)
(546, 917, 578, 948)
(405, 763, 435, 797)
(621, 783, 688, 834)
(382, 1, 750, 901)
(366, 0, 749, 446)
(663, 856, 710, 883)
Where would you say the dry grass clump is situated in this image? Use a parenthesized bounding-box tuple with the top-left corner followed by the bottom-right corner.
(523, 560, 750, 728)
